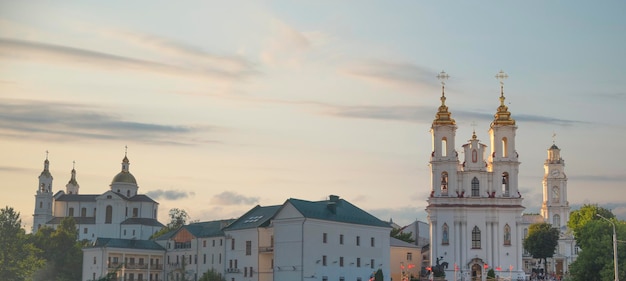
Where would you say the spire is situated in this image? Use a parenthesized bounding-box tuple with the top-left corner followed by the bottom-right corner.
(492, 70, 515, 126)
(121, 146, 130, 173)
(470, 121, 478, 140)
(68, 161, 78, 185)
(433, 71, 456, 125)
(40, 150, 52, 178)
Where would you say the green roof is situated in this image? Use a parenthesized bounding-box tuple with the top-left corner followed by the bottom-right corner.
(112, 171, 137, 184)
(286, 197, 391, 228)
(224, 205, 281, 231)
(183, 219, 235, 237)
(90, 238, 165, 251)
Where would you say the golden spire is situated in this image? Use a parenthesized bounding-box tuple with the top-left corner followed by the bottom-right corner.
(492, 70, 515, 126)
(433, 71, 455, 125)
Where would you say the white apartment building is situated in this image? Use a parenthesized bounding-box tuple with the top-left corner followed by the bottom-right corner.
(82, 238, 165, 281)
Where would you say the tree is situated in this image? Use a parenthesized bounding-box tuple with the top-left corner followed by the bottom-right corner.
(567, 212, 625, 281)
(374, 269, 384, 281)
(568, 204, 613, 242)
(0, 206, 44, 280)
(198, 269, 226, 281)
(523, 222, 559, 275)
(390, 228, 415, 244)
(31, 217, 85, 281)
(151, 208, 189, 239)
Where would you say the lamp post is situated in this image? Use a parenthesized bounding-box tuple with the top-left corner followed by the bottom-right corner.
(597, 213, 619, 281)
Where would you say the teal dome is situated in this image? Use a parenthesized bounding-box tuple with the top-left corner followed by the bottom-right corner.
(112, 171, 137, 184)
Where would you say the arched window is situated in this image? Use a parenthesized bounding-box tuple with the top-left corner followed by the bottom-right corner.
(441, 137, 448, 157)
(501, 172, 509, 197)
(471, 226, 481, 249)
(471, 177, 480, 197)
(127, 190, 131, 197)
(502, 137, 508, 157)
(81, 207, 87, 217)
(442, 223, 449, 245)
(504, 224, 511, 245)
(552, 186, 560, 201)
(472, 149, 478, 163)
(553, 214, 561, 228)
(39, 201, 43, 208)
(105, 205, 113, 224)
(441, 172, 449, 195)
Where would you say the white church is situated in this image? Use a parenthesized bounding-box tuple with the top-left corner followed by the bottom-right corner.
(424, 71, 577, 281)
(426, 71, 526, 280)
(33, 151, 164, 241)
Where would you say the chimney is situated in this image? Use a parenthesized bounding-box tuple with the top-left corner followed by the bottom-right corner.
(327, 195, 339, 213)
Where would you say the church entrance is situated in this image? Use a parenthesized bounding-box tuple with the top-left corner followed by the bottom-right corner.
(555, 259, 564, 277)
(471, 263, 482, 281)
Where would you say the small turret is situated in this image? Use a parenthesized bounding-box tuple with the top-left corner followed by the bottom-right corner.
(66, 161, 80, 194)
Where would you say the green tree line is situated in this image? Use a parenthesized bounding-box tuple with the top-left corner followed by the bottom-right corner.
(0, 206, 86, 281)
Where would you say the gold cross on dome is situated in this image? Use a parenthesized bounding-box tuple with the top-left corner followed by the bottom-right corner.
(437, 70, 450, 85)
(495, 70, 508, 85)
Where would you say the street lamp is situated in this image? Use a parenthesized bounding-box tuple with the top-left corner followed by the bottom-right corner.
(597, 213, 619, 281)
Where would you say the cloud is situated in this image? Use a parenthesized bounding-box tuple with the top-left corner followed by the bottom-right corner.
(568, 174, 626, 182)
(99, 29, 255, 75)
(319, 104, 584, 126)
(261, 20, 312, 67)
(210, 191, 260, 205)
(0, 37, 256, 81)
(146, 189, 195, 200)
(0, 98, 217, 145)
(343, 60, 437, 89)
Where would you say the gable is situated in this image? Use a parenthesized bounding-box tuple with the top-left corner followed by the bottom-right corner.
(172, 228, 194, 242)
(273, 202, 304, 220)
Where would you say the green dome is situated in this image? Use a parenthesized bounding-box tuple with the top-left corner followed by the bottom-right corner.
(112, 171, 137, 184)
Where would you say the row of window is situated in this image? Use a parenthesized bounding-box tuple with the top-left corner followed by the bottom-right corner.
(201, 238, 224, 248)
(440, 223, 512, 248)
(439, 173, 511, 197)
(107, 257, 160, 265)
(320, 256, 376, 269)
(322, 233, 375, 247)
(167, 253, 222, 265)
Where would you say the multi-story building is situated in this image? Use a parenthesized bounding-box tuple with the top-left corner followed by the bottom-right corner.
(158, 220, 234, 281)
(425, 71, 526, 280)
(390, 237, 421, 281)
(82, 238, 165, 281)
(271, 195, 392, 281)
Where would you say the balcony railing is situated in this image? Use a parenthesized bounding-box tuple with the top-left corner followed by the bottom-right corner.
(107, 263, 163, 270)
(258, 246, 274, 253)
(226, 268, 241, 273)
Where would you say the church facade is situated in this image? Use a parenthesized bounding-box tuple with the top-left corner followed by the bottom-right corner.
(32, 152, 163, 241)
(426, 71, 526, 280)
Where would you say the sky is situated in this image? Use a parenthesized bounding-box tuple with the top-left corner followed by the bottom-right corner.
(1, 1, 625, 231)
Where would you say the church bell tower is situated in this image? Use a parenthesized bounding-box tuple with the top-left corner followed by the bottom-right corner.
(33, 151, 54, 232)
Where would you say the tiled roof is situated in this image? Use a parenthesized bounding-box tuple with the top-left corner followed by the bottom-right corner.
(55, 194, 98, 202)
(121, 218, 164, 227)
(286, 197, 391, 228)
(184, 219, 235, 238)
(46, 216, 95, 224)
(224, 205, 281, 231)
(89, 238, 165, 251)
